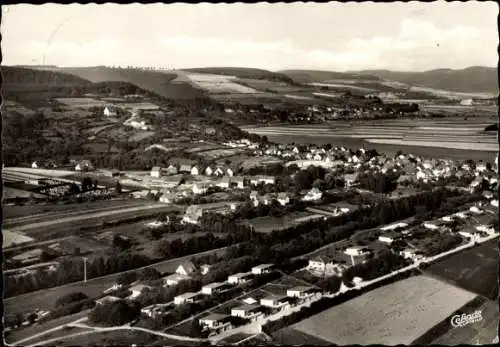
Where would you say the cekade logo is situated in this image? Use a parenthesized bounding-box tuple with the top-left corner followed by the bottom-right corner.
(450, 310, 483, 328)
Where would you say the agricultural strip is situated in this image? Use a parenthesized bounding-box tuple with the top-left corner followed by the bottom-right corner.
(291, 275, 477, 345)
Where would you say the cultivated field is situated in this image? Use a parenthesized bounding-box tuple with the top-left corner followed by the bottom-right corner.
(272, 327, 332, 346)
(182, 72, 258, 94)
(129, 131, 155, 142)
(56, 97, 106, 108)
(245, 212, 324, 233)
(197, 148, 246, 160)
(292, 275, 477, 345)
(424, 239, 499, 300)
(38, 329, 163, 346)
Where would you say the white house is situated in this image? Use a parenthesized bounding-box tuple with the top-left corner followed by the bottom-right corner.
(302, 187, 323, 202)
(260, 295, 289, 309)
(251, 264, 274, 275)
(227, 272, 253, 285)
(286, 286, 318, 299)
(198, 313, 232, 332)
(476, 163, 488, 173)
(75, 160, 93, 171)
(491, 199, 498, 207)
(205, 166, 214, 176)
(104, 106, 117, 117)
(128, 284, 153, 299)
(226, 168, 234, 177)
(214, 167, 225, 177)
(231, 304, 264, 321)
(423, 222, 441, 230)
(277, 192, 290, 206)
(307, 256, 347, 276)
(378, 234, 400, 244)
(192, 183, 210, 195)
(201, 282, 229, 295)
(250, 176, 275, 186)
(190, 166, 200, 176)
(176, 261, 197, 276)
(174, 292, 203, 305)
(31, 161, 39, 169)
(469, 206, 484, 215)
(162, 273, 191, 287)
(151, 166, 162, 178)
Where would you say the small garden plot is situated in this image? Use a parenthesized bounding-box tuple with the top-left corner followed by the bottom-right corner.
(209, 299, 243, 315)
(129, 131, 156, 142)
(56, 97, 106, 108)
(198, 148, 245, 160)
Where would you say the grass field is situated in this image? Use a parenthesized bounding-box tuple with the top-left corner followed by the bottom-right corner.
(4, 246, 229, 316)
(55, 97, 106, 107)
(272, 327, 332, 346)
(246, 211, 324, 233)
(5, 310, 92, 344)
(424, 239, 499, 300)
(40, 329, 162, 346)
(292, 275, 477, 345)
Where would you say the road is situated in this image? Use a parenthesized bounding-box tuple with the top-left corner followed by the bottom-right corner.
(4, 246, 229, 315)
(5, 204, 184, 233)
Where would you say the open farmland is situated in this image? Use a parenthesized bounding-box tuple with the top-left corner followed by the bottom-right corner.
(56, 97, 106, 108)
(236, 78, 305, 93)
(3, 230, 35, 248)
(129, 131, 156, 142)
(4, 246, 229, 315)
(182, 72, 259, 94)
(292, 275, 477, 345)
(245, 212, 325, 233)
(197, 148, 246, 160)
(272, 327, 332, 346)
(423, 239, 499, 300)
(37, 329, 163, 347)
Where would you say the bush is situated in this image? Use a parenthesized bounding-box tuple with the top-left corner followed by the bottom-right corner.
(88, 300, 140, 326)
(116, 271, 138, 285)
(55, 292, 89, 308)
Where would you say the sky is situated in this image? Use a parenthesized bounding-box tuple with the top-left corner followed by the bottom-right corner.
(2, 1, 498, 72)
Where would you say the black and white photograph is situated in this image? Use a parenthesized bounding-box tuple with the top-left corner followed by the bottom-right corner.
(1, 1, 499, 346)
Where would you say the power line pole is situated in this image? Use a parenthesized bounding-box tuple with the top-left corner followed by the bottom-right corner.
(83, 257, 88, 283)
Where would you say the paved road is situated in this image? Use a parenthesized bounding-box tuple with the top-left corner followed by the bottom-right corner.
(5, 204, 183, 233)
(4, 246, 229, 315)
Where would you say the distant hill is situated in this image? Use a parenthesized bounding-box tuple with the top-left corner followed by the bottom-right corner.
(351, 66, 498, 93)
(2, 66, 91, 93)
(183, 67, 295, 84)
(279, 70, 381, 84)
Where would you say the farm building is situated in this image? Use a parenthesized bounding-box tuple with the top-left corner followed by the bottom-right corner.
(103, 106, 118, 117)
(75, 160, 94, 171)
(302, 187, 323, 202)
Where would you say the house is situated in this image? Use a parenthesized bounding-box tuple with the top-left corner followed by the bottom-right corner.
(231, 304, 264, 321)
(104, 106, 117, 117)
(483, 191, 494, 199)
(423, 222, 442, 230)
(165, 165, 178, 175)
(205, 166, 214, 176)
(205, 127, 216, 135)
(277, 192, 290, 206)
(214, 167, 225, 177)
(192, 182, 211, 195)
(249, 190, 259, 201)
(344, 246, 370, 266)
(141, 303, 172, 318)
(200, 264, 211, 275)
(95, 295, 120, 306)
(459, 230, 481, 239)
(75, 160, 93, 171)
(251, 264, 274, 275)
(491, 199, 498, 207)
(159, 193, 176, 204)
(250, 175, 275, 186)
(227, 272, 254, 285)
(128, 284, 153, 299)
(378, 232, 401, 244)
(31, 161, 39, 169)
(469, 206, 484, 215)
(174, 292, 204, 305)
(183, 206, 204, 224)
(216, 177, 231, 189)
(476, 162, 488, 173)
(226, 167, 234, 177)
(191, 166, 201, 176)
(162, 273, 191, 287)
(232, 176, 245, 189)
(302, 187, 323, 202)
(151, 166, 162, 178)
(176, 261, 197, 276)
(199, 313, 232, 333)
(260, 295, 289, 309)
(286, 286, 319, 299)
(202, 282, 230, 295)
(179, 164, 192, 173)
